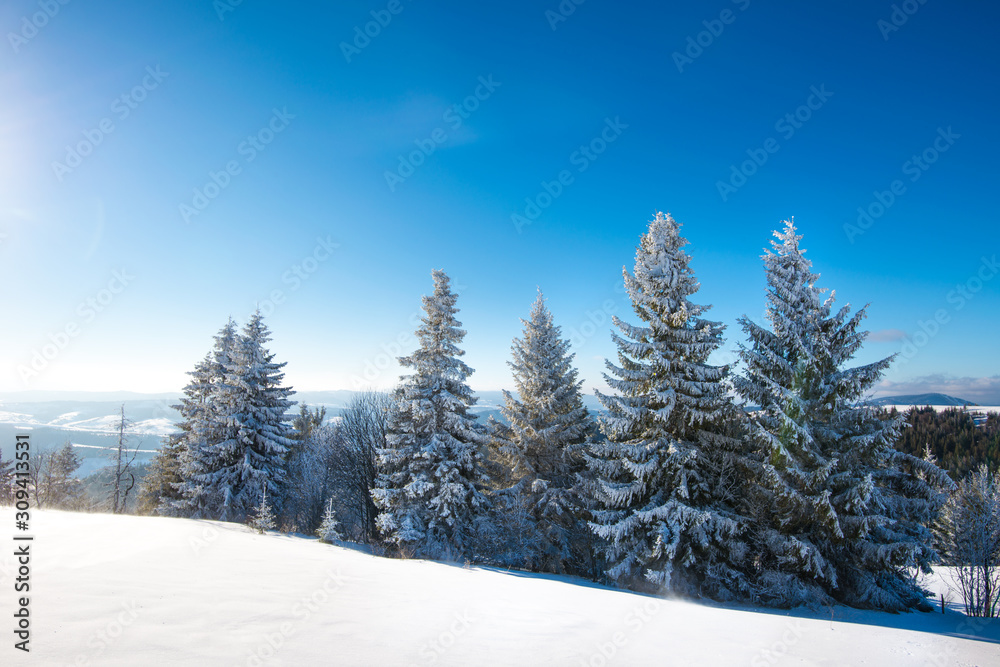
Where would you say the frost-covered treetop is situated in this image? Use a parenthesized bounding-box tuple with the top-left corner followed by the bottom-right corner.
(760, 218, 838, 352)
(401, 269, 473, 384)
(599, 211, 728, 442)
(508, 289, 579, 401)
(625, 211, 709, 326)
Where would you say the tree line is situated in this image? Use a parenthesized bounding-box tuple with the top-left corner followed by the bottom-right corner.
(129, 212, 997, 613)
(891, 406, 999, 481)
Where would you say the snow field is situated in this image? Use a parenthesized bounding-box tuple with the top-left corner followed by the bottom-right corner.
(0, 508, 997, 666)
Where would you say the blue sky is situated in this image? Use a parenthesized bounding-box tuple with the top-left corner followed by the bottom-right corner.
(2, 0, 998, 402)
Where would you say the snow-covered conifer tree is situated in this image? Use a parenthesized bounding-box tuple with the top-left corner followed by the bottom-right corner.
(249, 488, 276, 534)
(317, 497, 344, 543)
(220, 310, 295, 520)
(176, 313, 295, 523)
(173, 321, 239, 518)
(372, 270, 489, 560)
(137, 432, 187, 516)
(491, 290, 596, 574)
(589, 212, 754, 599)
(735, 219, 950, 610)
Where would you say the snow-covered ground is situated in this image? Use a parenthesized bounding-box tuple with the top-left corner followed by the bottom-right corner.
(1, 508, 997, 666)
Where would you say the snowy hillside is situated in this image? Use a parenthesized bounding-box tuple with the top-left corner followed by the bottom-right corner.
(2, 509, 997, 666)
(867, 393, 975, 407)
(0, 397, 180, 435)
(0, 398, 179, 474)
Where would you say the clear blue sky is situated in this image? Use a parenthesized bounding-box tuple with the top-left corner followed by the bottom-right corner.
(2, 0, 998, 402)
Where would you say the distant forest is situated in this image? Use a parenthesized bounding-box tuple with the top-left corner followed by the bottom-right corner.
(890, 407, 999, 480)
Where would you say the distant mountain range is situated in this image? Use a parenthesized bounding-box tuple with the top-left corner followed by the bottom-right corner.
(866, 393, 975, 407)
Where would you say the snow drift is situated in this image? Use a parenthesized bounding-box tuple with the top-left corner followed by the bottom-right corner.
(0, 508, 997, 666)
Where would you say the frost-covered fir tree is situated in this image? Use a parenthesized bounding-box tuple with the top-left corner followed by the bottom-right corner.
(137, 432, 187, 515)
(372, 270, 490, 561)
(142, 354, 221, 516)
(249, 488, 276, 534)
(491, 290, 596, 574)
(589, 212, 754, 599)
(222, 311, 296, 520)
(317, 497, 343, 544)
(734, 219, 950, 610)
(177, 313, 296, 523)
(173, 321, 239, 518)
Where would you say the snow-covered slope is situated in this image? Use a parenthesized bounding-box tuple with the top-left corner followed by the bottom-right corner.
(1, 509, 997, 666)
(868, 393, 975, 407)
(0, 400, 179, 436)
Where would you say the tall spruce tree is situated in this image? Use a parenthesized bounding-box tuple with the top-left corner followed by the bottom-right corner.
(734, 219, 949, 610)
(222, 310, 296, 520)
(491, 290, 596, 574)
(372, 270, 489, 560)
(176, 313, 295, 523)
(589, 212, 753, 599)
(173, 321, 238, 518)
